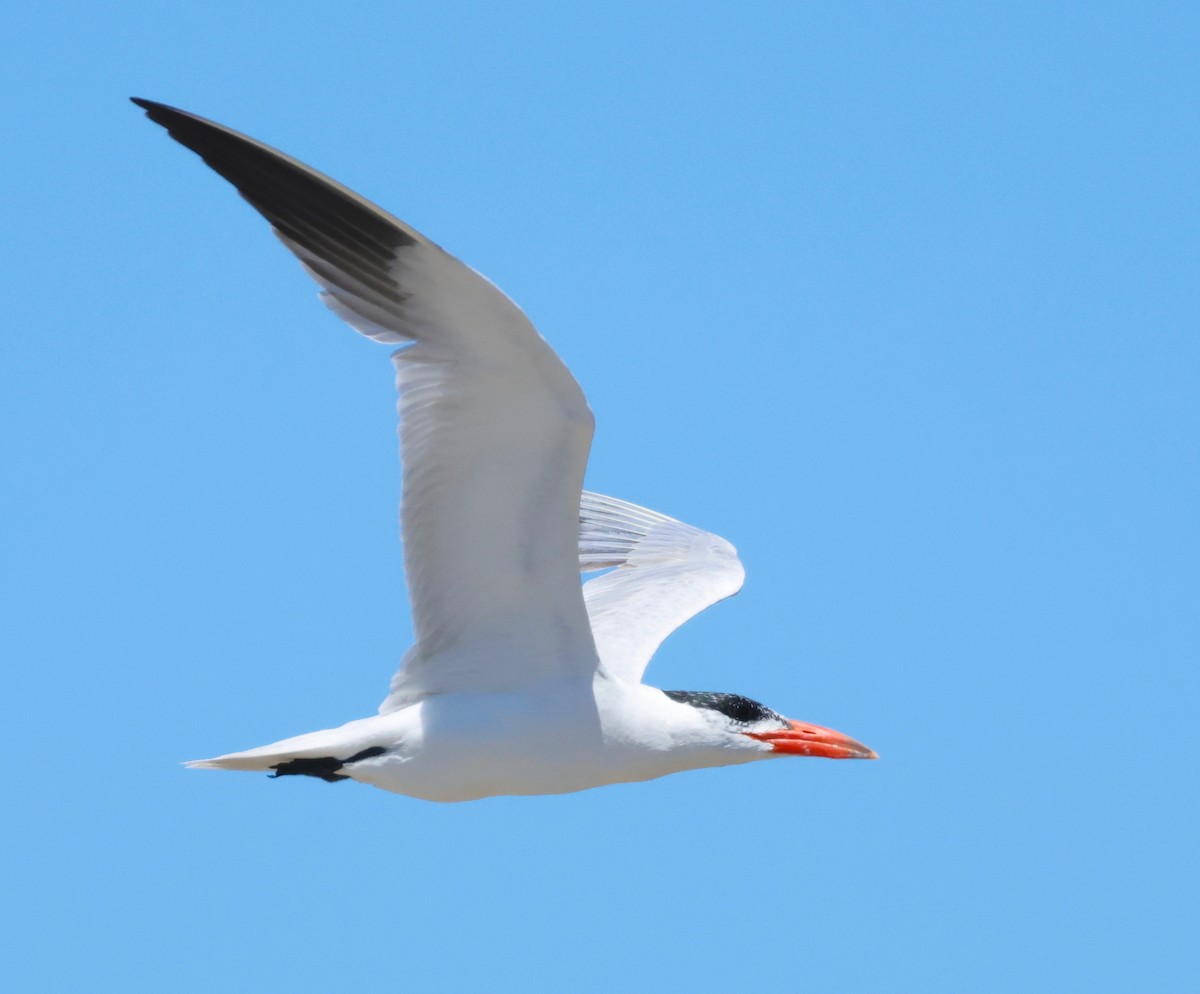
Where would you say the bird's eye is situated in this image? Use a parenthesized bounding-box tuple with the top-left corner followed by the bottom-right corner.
(724, 696, 767, 723)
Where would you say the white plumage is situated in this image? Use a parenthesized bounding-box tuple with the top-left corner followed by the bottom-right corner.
(134, 98, 874, 802)
(580, 492, 745, 684)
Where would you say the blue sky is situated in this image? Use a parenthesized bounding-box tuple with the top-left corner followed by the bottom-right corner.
(4, 3, 1197, 991)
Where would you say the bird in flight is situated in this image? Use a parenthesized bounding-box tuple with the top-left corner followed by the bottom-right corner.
(133, 98, 876, 802)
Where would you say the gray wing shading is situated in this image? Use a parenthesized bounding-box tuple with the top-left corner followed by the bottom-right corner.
(578, 492, 745, 684)
(134, 99, 601, 709)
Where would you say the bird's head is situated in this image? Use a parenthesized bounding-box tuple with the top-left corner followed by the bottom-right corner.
(663, 690, 877, 759)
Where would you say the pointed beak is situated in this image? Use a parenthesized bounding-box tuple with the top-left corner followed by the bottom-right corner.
(746, 719, 878, 760)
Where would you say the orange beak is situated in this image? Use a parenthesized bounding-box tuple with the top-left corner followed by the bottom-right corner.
(746, 719, 878, 760)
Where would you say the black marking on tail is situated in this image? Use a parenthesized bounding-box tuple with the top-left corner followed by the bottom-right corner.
(269, 746, 386, 783)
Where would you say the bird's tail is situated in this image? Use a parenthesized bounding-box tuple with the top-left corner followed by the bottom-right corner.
(186, 721, 385, 782)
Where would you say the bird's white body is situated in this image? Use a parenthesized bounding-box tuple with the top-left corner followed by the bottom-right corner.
(202, 677, 766, 802)
(135, 98, 874, 802)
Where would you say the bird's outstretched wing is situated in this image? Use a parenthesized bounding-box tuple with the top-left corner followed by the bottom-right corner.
(578, 492, 745, 684)
(134, 99, 600, 709)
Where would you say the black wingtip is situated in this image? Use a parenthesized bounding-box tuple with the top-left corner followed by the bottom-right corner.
(130, 97, 185, 126)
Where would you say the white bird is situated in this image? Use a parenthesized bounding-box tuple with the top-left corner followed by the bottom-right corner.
(133, 98, 876, 802)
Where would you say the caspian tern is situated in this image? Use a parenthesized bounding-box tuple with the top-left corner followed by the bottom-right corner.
(133, 98, 876, 802)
